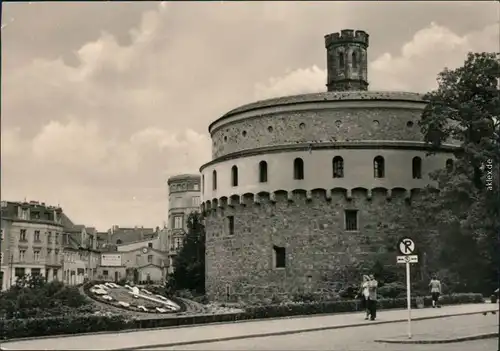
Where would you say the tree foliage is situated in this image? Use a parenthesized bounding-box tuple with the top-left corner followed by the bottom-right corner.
(413, 52, 500, 294)
(167, 212, 206, 295)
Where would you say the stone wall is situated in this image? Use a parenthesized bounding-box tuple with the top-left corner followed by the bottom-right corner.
(212, 107, 424, 159)
(204, 187, 419, 302)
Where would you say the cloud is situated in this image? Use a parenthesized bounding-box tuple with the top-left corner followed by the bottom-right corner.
(254, 22, 499, 98)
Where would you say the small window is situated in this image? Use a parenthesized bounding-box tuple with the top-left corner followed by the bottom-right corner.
(148, 242, 153, 248)
(116, 239, 122, 245)
(345, 210, 358, 231)
(20, 229, 27, 241)
(374, 156, 385, 178)
(34, 230, 40, 242)
(33, 250, 40, 261)
(193, 184, 199, 191)
(293, 158, 304, 180)
(192, 196, 200, 207)
(227, 216, 235, 235)
(212, 170, 217, 190)
(412, 157, 422, 179)
(103, 270, 109, 276)
(446, 159, 454, 172)
(352, 51, 357, 69)
(231, 165, 238, 187)
(338, 51, 345, 68)
(332, 156, 344, 178)
(147, 255, 153, 263)
(259, 161, 268, 183)
(273, 246, 286, 268)
(174, 216, 183, 229)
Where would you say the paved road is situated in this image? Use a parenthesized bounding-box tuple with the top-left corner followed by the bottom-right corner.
(145, 314, 498, 351)
(1, 303, 497, 350)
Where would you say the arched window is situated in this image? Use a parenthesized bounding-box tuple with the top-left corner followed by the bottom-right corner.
(259, 161, 268, 183)
(332, 156, 344, 178)
(212, 170, 217, 190)
(116, 239, 122, 245)
(352, 52, 357, 69)
(231, 165, 238, 187)
(412, 157, 422, 179)
(293, 158, 304, 180)
(446, 159, 454, 172)
(338, 51, 345, 68)
(374, 156, 385, 178)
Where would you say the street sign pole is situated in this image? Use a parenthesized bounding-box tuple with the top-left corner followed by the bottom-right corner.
(397, 237, 417, 340)
(406, 260, 412, 339)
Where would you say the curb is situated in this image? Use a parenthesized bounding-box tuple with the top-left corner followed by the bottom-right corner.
(110, 309, 498, 351)
(375, 332, 498, 344)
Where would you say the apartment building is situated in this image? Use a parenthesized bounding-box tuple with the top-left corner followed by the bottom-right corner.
(166, 174, 201, 273)
(0, 201, 65, 291)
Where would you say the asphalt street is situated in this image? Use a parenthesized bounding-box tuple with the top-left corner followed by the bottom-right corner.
(142, 314, 499, 351)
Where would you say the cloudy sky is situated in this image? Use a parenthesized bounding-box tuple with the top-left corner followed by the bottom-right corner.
(1, 1, 498, 230)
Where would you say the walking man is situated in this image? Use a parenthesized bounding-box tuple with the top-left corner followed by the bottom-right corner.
(367, 274, 378, 320)
(357, 275, 371, 320)
(429, 274, 442, 308)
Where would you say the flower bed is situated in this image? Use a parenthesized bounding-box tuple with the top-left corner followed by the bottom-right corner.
(82, 281, 186, 314)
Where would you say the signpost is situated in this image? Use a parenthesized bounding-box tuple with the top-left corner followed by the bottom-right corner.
(397, 237, 417, 339)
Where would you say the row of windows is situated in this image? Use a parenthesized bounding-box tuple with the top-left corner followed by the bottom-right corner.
(205, 157, 455, 190)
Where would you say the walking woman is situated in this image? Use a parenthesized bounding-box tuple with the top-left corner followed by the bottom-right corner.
(429, 274, 442, 308)
(358, 275, 371, 320)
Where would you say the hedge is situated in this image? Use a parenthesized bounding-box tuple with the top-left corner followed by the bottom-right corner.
(0, 293, 484, 340)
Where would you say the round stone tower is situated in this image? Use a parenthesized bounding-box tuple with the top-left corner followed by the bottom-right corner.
(199, 30, 459, 302)
(325, 29, 369, 91)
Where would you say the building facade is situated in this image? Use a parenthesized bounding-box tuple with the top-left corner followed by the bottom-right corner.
(199, 29, 459, 301)
(166, 174, 201, 272)
(0, 201, 65, 291)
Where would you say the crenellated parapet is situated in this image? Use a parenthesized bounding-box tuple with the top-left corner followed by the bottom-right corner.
(325, 29, 369, 48)
(200, 187, 420, 215)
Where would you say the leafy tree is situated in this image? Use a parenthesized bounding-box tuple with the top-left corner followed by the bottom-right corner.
(413, 52, 500, 294)
(167, 212, 206, 295)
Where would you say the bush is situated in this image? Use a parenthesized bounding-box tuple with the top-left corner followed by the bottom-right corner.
(0, 277, 91, 319)
(0, 292, 484, 340)
(378, 282, 407, 299)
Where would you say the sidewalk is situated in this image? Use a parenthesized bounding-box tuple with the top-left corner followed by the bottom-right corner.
(375, 312, 498, 344)
(1, 303, 498, 350)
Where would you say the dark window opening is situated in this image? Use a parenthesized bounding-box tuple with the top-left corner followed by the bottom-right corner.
(338, 52, 345, 68)
(446, 159, 454, 172)
(212, 170, 217, 190)
(116, 239, 122, 245)
(274, 246, 286, 268)
(228, 216, 235, 235)
(293, 158, 304, 180)
(374, 156, 385, 178)
(231, 165, 238, 187)
(103, 270, 109, 276)
(148, 242, 153, 248)
(332, 156, 344, 178)
(352, 52, 357, 69)
(345, 210, 358, 231)
(202, 175, 205, 193)
(412, 157, 422, 179)
(259, 161, 268, 183)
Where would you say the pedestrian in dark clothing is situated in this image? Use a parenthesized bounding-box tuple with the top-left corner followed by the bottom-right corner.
(367, 274, 378, 320)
